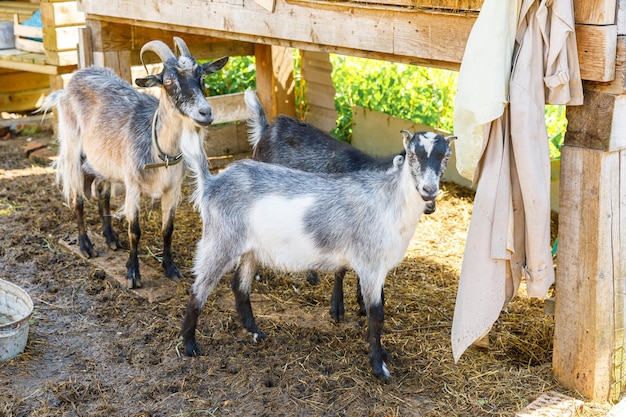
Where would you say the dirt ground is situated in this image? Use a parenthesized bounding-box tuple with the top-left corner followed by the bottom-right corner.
(0, 120, 614, 417)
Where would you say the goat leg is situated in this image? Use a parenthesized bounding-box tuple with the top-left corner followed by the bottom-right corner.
(356, 278, 384, 317)
(73, 196, 98, 258)
(330, 268, 347, 322)
(366, 298, 390, 381)
(161, 208, 182, 280)
(231, 268, 266, 342)
(125, 217, 142, 289)
(181, 291, 202, 356)
(97, 181, 122, 250)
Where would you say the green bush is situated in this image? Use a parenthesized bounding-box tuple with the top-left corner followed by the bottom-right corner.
(330, 55, 457, 141)
(205, 53, 567, 159)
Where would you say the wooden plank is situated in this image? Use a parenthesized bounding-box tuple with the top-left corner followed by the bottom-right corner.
(576, 24, 617, 82)
(552, 145, 623, 401)
(205, 122, 250, 158)
(584, 35, 626, 95)
(206, 91, 249, 125)
(0, 49, 76, 74)
(254, 43, 296, 119)
(515, 391, 583, 417)
(43, 25, 82, 52)
(565, 90, 626, 152)
(57, 233, 177, 303)
(78, 26, 93, 68)
(45, 49, 78, 66)
(79, 0, 473, 68)
(0, 87, 49, 112)
(41, 1, 85, 27)
(0, 70, 49, 92)
(80, 0, 616, 79)
(93, 50, 131, 82)
(573, 0, 616, 25)
(305, 105, 337, 133)
(0, 1, 39, 21)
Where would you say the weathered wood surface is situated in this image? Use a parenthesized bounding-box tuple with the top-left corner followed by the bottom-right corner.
(58, 233, 179, 303)
(553, 145, 626, 401)
(80, 0, 616, 81)
(301, 50, 337, 133)
(565, 90, 626, 152)
(574, 0, 616, 24)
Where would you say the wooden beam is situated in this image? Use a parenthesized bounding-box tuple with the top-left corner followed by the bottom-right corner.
(254, 44, 296, 120)
(576, 24, 617, 82)
(574, 0, 616, 25)
(584, 35, 626, 95)
(565, 89, 626, 152)
(553, 145, 625, 401)
(80, 0, 618, 81)
(93, 50, 131, 82)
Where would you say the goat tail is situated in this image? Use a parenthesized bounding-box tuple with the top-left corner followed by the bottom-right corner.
(38, 90, 86, 205)
(243, 89, 270, 149)
(180, 135, 212, 211)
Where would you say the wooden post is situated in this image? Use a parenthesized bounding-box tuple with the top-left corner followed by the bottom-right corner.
(254, 43, 296, 119)
(85, 19, 132, 82)
(552, 32, 626, 400)
(301, 50, 337, 132)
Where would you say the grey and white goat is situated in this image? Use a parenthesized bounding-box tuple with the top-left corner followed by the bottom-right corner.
(179, 126, 454, 380)
(38, 37, 228, 289)
(244, 89, 436, 322)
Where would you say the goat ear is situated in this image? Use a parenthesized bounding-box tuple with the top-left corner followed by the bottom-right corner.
(445, 135, 457, 144)
(401, 130, 412, 149)
(203, 56, 229, 74)
(135, 74, 163, 88)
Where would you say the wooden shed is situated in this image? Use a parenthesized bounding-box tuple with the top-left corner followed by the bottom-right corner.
(76, 0, 624, 403)
(0, 0, 84, 112)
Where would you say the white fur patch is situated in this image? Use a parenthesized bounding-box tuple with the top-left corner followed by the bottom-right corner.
(249, 195, 324, 269)
(419, 132, 438, 157)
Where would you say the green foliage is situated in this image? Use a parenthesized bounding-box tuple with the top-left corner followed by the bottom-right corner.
(204, 55, 256, 96)
(330, 55, 457, 141)
(545, 105, 567, 160)
(204, 53, 568, 159)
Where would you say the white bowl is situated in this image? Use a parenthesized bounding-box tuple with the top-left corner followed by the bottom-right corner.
(0, 278, 34, 361)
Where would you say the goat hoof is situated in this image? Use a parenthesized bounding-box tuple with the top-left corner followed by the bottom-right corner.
(184, 342, 202, 357)
(164, 263, 183, 280)
(127, 276, 142, 289)
(306, 271, 320, 286)
(372, 362, 391, 382)
(329, 307, 345, 323)
(251, 331, 267, 343)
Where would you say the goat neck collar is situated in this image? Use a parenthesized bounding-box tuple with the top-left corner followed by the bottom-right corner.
(143, 109, 183, 170)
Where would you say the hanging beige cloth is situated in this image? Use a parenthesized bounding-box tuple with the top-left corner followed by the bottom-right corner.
(453, 0, 521, 182)
(451, 0, 583, 363)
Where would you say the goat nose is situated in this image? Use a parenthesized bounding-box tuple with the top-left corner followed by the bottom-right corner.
(422, 184, 437, 195)
(199, 107, 213, 124)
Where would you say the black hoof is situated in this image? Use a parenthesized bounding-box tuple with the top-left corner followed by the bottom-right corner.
(127, 275, 142, 289)
(330, 305, 345, 323)
(184, 342, 202, 357)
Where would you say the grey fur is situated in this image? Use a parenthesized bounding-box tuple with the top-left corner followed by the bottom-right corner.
(179, 125, 454, 381)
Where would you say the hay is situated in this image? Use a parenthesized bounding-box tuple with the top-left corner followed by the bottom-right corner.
(0, 131, 616, 416)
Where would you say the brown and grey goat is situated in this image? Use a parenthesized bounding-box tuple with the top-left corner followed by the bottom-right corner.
(38, 37, 228, 289)
(244, 89, 436, 322)
(179, 126, 454, 380)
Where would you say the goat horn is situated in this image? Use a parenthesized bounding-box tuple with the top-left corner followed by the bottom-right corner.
(173, 37, 192, 57)
(140, 40, 177, 74)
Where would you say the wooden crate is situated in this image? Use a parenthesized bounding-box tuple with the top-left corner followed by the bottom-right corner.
(13, 14, 44, 54)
